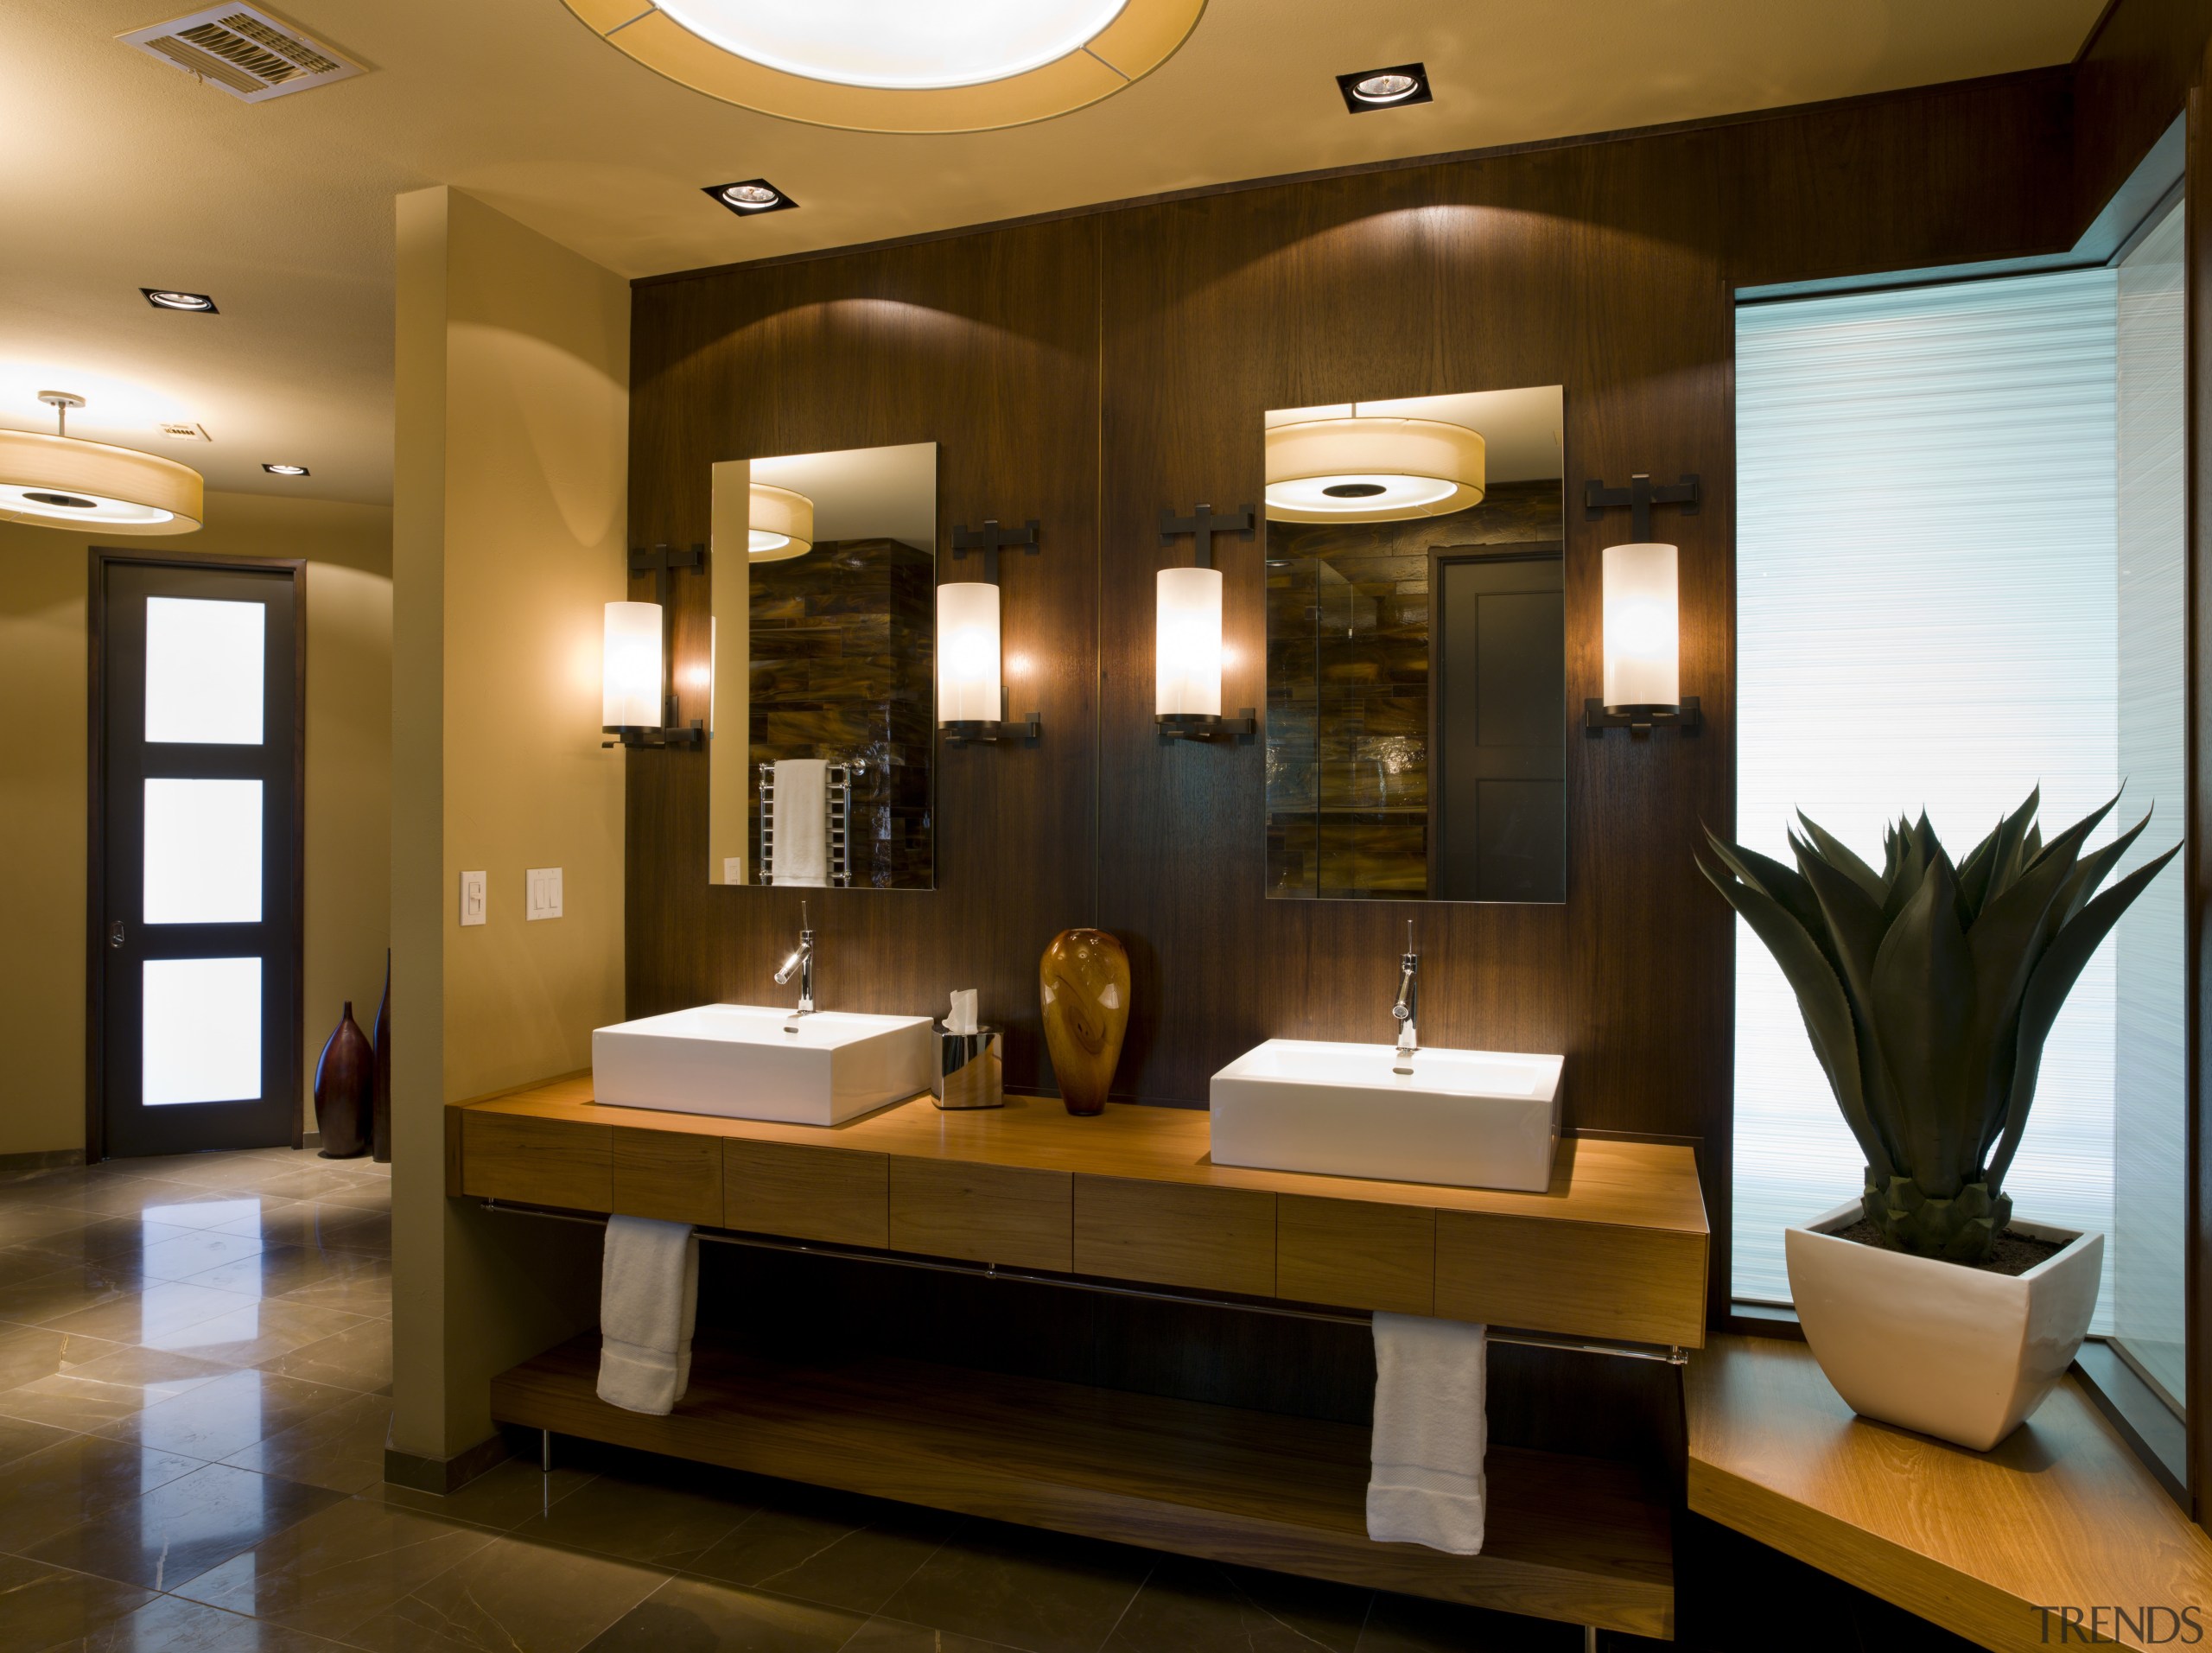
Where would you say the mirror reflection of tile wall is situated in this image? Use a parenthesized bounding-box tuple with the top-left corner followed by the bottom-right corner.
(1263, 388, 1566, 904)
(709, 443, 937, 891)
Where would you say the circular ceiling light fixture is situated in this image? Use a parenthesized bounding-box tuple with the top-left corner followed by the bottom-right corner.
(1264, 414, 1484, 524)
(1351, 72, 1418, 103)
(0, 391, 203, 535)
(749, 481, 815, 561)
(722, 183, 779, 207)
(263, 462, 310, 476)
(566, 0, 1206, 132)
(142, 288, 219, 312)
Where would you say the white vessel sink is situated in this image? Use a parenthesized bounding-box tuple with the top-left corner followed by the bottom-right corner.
(1209, 1039, 1564, 1192)
(592, 1004, 932, 1126)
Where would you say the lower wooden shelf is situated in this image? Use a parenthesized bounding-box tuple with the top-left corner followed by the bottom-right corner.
(493, 1336, 1675, 1639)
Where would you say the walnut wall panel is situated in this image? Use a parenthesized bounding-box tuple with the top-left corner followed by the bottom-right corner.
(628, 65, 2130, 1326)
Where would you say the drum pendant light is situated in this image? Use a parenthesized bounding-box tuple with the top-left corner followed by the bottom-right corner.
(1264, 410, 1484, 525)
(0, 392, 204, 536)
(748, 482, 815, 561)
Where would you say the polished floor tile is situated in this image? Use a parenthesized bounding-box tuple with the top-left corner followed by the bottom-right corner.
(688, 1486, 957, 1614)
(147, 1298, 372, 1369)
(69, 1180, 264, 1224)
(276, 1256, 391, 1316)
(255, 1320, 392, 1393)
(0, 1432, 209, 1554)
(41, 1281, 261, 1346)
(0, 1549, 156, 1651)
(348, 1533, 672, 1653)
(842, 1617, 1033, 1653)
(222, 1389, 394, 1494)
(580, 1574, 866, 1653)
(0, 1342, 234, 1431)
(880, 1519, 1155, 1653)
(0, 1407, 74, 1468)
(372, 1456, 596, 1531)
(0, 1319, 126, 1390)
(1103, 1556, 1370, 1653)
(0, 1258, 149, 1326)
(175, 1497, 499, 1639)
(102, 1366, 355, 1460)
(24, 1460, 345, 1592)
(0, 1201, 102, 1248)
(135, 1228, 270, 1284)
(79, 1592, 362, 1652)
(223, 1203, 382, 1252)
(504, 1464, 755, 1570)
(2, 1216, 204, 1271)
(187, 1244, 382, 1304)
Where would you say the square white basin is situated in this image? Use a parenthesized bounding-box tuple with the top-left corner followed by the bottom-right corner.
(592, 1004, 932, 1126)
(1209, 1039, 1564, 1192)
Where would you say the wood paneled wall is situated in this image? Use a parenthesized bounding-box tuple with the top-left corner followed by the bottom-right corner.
(627, 61, 2137, 1321)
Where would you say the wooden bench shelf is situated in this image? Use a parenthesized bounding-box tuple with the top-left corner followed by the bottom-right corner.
(493, 1335, 1678, 1640)
(1688, 1335, 2212, 1653)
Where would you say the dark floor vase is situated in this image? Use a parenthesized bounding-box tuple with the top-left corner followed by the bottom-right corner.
(315, 1002, 373, 1159)
(371, 952, 391, 1163)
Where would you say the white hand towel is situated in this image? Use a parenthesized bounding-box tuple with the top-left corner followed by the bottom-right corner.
(595, 1214, 698, 1416)
(772, 759, 829, 887)
(1366, 1312, 1487, 1554)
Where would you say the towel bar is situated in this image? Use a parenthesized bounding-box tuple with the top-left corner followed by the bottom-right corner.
(758, 760, 859, 887)
(478, 1198, 1688, 1366)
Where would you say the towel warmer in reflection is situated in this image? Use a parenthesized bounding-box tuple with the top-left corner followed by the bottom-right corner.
(757, 761, 859, 887)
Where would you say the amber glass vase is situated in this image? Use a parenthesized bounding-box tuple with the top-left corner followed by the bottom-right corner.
(1039, 928, 1130, 1116)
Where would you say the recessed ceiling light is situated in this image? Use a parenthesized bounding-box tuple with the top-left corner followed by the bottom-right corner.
(263, 462, 309, 476)
(1336, 62, 1431, 113)
(143, 289, 219, 313)
(704, 177, 799, 217)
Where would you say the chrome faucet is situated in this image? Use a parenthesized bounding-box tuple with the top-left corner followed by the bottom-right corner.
(773, 901, 817, 1021)
(1391, 920, 1419, 1072)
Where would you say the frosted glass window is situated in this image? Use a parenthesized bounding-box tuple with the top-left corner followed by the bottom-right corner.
(143, 779, 262, 924)
(1735, 269, 2125, 1324)
(143, 957, 261, 1105)
(144, 597, 264, 745)
(2113, 200, 2186, 1409)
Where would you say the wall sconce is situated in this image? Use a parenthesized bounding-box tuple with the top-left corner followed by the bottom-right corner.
(1584, 474, 1700, 736)
(1156, 504, 1255, 741)
(939, 518, 1040, 746)
(603, 542, 706, 749)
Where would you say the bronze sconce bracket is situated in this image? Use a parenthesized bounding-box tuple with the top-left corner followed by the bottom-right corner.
(1159, 502, 1253, 570)
(1584, 473, 1700, 541)
(1155, 709, 1256, 742)
(943, 686, 1040, 748)
(1583, 696, 1701, 739)
(951, 518, 1039, 583)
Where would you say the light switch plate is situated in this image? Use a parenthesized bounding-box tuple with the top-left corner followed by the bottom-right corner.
(723, 857, 743, 884)
(459, 870, 486, 926)
(526, 867, 563, 921)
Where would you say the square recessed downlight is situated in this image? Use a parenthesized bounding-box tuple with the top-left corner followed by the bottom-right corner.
(262, 462, 309, 476)
(703, 178, 799, 218)
(143, 288, 219, 312)
(1336, 62, 1432, 113)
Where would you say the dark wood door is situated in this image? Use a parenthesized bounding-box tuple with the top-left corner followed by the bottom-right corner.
(93, 555, 303, 1159)
(1430, 550, 1566, 903)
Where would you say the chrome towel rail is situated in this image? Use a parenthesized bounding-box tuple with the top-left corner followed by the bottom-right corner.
(479, 1198, 1687, 1366)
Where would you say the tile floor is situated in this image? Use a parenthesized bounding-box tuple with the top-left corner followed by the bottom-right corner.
(0, 1145, 1660, 1651)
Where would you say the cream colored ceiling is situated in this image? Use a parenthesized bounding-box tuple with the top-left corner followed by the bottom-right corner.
(0, 0, 2103, 507)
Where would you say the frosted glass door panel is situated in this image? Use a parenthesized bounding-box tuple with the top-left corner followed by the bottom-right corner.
(143, 957, 262, 1105)
(144, 597, 264, 745)
(143, 779, 263, 924)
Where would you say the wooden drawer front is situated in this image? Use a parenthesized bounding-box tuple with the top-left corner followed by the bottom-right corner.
(612, 1128, 722, 1226)
(725, 1140, 888, 1249)
(1434, 1211, 1707, 1349)
(1277, 1196, 1433, 1317)
(1073, 1176, 1274, 1298)
(461, 1111, 613, 1211)
(889, 1160, 1071, 1271)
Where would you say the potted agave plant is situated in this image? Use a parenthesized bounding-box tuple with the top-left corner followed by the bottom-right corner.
(1700, 789, 2177, 1451)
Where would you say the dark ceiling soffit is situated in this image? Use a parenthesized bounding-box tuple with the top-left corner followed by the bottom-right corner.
(630, 64, 2075, 290)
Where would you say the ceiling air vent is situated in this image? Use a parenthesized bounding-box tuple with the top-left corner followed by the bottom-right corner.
(157, 423, 212, 442)
(119, 6, 364, 103)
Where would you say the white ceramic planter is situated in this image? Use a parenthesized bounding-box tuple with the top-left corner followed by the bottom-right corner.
(1783, 1200, 2103, 1452)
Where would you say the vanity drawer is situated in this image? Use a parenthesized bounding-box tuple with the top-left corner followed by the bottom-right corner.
(461, 1111, 613, 1211)
(612, 1128, 722, 1226)
(1433, 1210, 1706, 1348)
(1276, 1195, 1434, 1316)
(725, 1140, 888, 1248)
(889, 1160, 1071, 1271)
(1073, 1176, 1274, 1298)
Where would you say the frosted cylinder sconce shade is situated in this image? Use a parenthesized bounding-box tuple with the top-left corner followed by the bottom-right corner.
(1155, 566, 1223, 718)
(602, 601, 664, 728)
(1601, 543, 1680, 709)
(748, 482, 814, 561)
(937, 582, 1001, 723)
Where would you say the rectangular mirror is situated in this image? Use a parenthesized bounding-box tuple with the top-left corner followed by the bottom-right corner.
(709, 442, 937, 890)
(1264, 387, 1566, 904)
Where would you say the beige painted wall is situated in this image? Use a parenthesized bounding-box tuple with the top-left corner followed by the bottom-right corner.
(391, 186, 626, 1465)
(0, 492, 392, 1159)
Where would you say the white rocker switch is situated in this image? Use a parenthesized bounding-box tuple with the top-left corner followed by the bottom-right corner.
(526, 867, 563, 921)
(459, 870, 486, 927)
